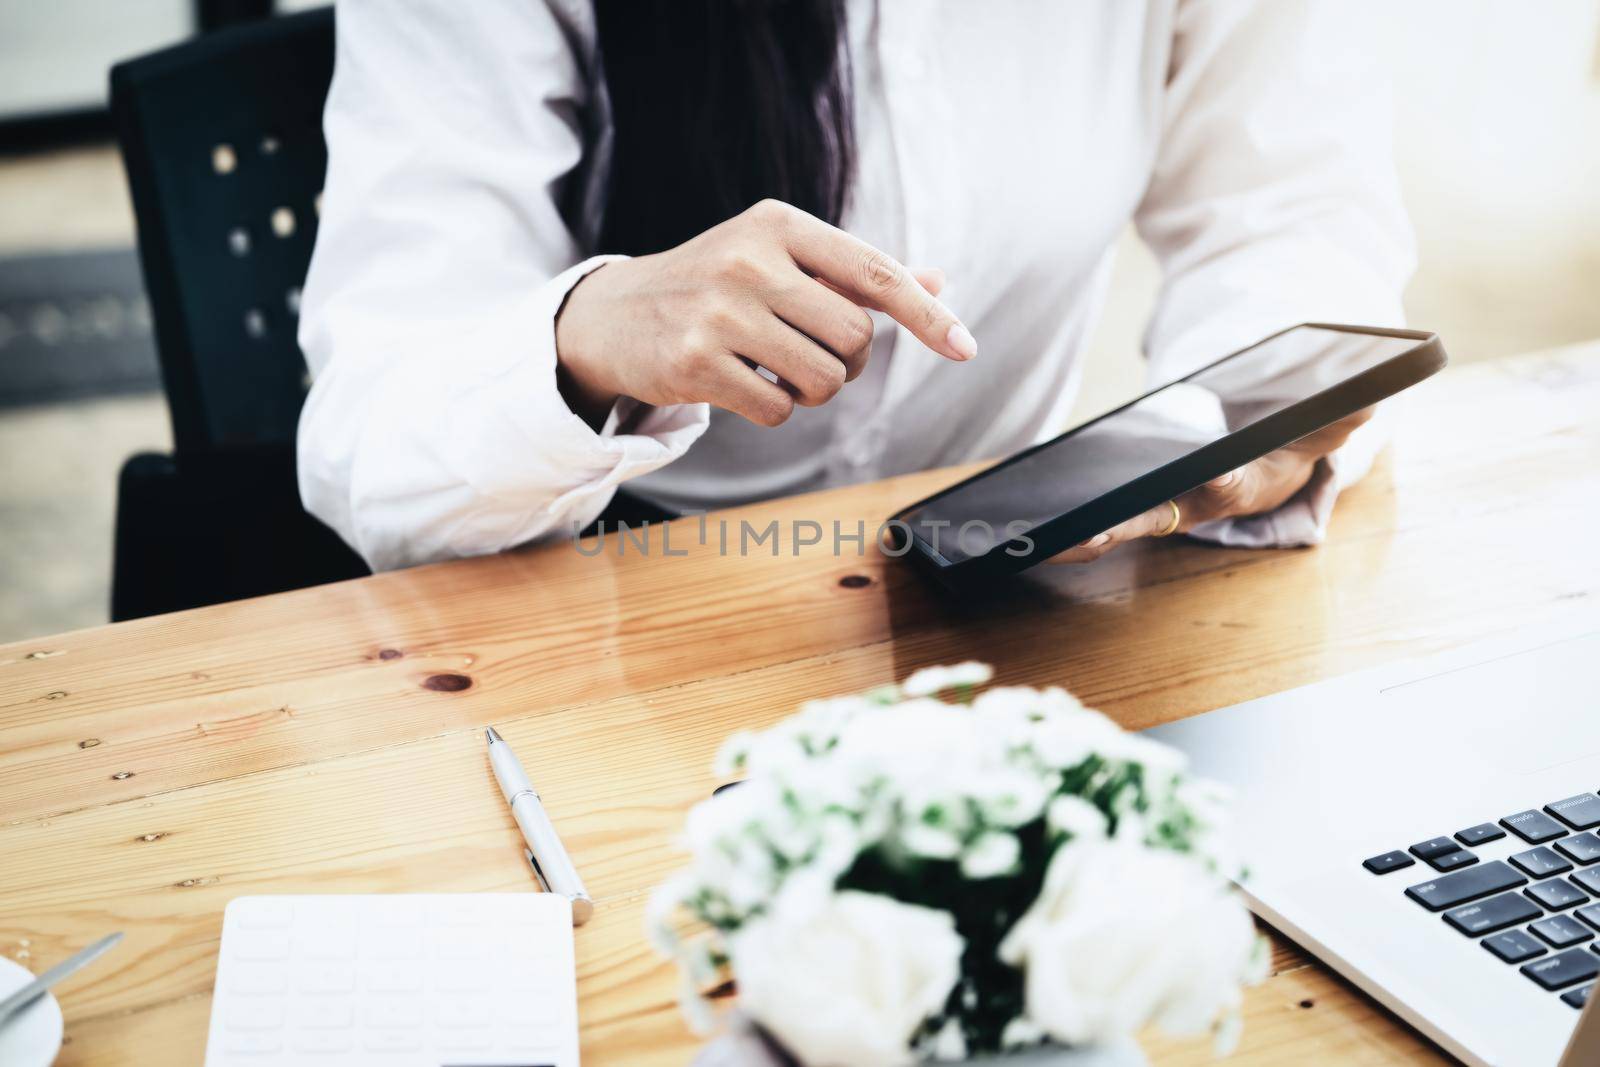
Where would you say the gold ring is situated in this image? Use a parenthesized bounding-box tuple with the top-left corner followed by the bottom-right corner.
(1153, 500, 1181, 537)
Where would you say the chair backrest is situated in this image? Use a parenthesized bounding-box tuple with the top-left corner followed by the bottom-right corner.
(111, 8, 333, 455)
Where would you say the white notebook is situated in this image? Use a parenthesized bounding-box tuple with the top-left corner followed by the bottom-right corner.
(205, 894, 580, 1066)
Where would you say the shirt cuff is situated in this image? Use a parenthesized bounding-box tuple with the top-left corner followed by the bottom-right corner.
(435, 254, 710, 547)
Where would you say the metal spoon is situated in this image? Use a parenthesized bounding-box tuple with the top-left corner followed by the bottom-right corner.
(0, 933, 123, 1030)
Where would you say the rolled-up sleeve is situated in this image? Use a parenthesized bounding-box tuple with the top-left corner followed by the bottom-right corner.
(297, 0, 708, 571)
(1134, 0, 1415, 547)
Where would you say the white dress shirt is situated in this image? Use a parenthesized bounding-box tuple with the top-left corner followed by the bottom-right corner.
(298, 0, 1413, 572)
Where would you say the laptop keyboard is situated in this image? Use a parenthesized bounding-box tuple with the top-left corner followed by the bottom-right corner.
(1365, 791, 1600, 1009)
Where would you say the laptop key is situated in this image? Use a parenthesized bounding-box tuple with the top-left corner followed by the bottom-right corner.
(1574, 903, 1600, 932)
(1574, 869, 1600, 897)
(1556, 833, 1600, 866)
(1445, 892, 1542, 936)
(1547, 794, 1600, 831)
(1511, 847, 1574, 879)
(1483, 929, 1546, 963)
(1522, 948, 1600, 991)
(1562, 984, 1594, 1009)
(1407, 860, 1528, 912)
(1531, 915, 1594, 948)
(1363, 850, 1416, 875)
(1456, 823, 1507, 847)
(1503, 810, 1568, 844)
(1431, 849, 1479, 873)
(1410, 837, 1459, 861)
(1527, 879, 1588, 911)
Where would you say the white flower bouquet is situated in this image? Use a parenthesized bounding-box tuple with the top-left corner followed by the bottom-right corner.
(650, 664, 1266, 1067)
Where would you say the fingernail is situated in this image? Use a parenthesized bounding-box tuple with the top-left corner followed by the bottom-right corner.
(1085, 533, 1110, 548)
(946, 322, 977, 361)
(1209, 470, 1239, 488)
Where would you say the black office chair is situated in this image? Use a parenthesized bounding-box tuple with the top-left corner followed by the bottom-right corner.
(108, 8, 367, 621)
(108, 8, 676, 621)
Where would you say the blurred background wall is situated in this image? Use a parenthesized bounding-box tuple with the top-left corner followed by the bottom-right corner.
(1080, 0, 1600, 413)
(1, 0, 1598, 642)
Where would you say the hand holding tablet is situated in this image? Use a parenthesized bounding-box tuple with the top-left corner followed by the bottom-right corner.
(890, 324, 1448, 589)
(1049, 404, 1376, 563)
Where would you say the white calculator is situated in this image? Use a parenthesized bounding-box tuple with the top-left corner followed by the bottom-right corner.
(204, 894, 580, 1066)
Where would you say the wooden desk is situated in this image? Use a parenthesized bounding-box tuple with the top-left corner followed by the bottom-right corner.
(4, 342, 1598, 1065)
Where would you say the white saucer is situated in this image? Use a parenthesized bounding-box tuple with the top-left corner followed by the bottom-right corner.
(0, 956, 64, 1067)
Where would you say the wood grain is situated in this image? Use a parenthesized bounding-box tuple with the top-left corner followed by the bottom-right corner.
(3, 341, 1597, 1066)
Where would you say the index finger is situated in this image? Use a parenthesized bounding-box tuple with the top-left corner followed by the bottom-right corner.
(774, 205, 977, 362)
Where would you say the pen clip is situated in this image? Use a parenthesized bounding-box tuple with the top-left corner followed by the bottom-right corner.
(523, 847, 553, 894)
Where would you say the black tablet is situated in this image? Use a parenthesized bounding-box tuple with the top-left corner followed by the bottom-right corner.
(887, 323, 1447, 589)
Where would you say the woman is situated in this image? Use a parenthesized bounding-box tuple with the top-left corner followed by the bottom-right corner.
(297, 0, 1411, 572)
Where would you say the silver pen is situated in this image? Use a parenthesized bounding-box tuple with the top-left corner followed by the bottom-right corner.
(485, 727, 593, 925)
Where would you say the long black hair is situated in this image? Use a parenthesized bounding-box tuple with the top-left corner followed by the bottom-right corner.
(592, 0, 855, 257)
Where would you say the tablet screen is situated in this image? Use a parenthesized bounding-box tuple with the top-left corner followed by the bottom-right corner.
(901, 326, 1417, 564)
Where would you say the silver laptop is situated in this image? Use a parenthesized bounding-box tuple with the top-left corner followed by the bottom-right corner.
(1145, 613, 1600, 1067)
